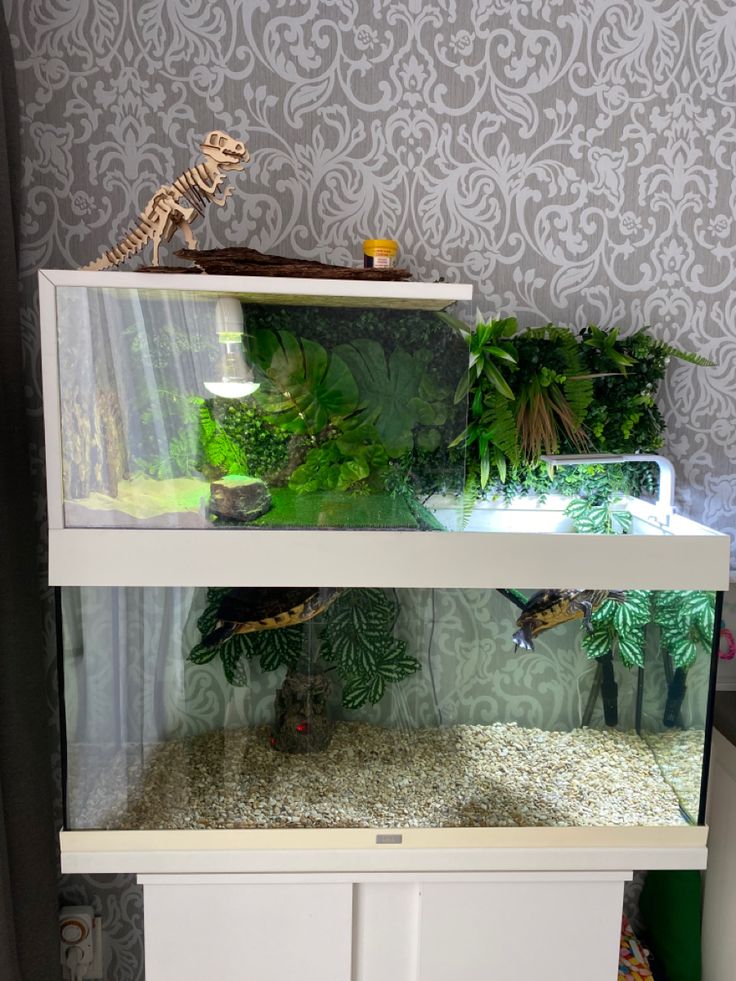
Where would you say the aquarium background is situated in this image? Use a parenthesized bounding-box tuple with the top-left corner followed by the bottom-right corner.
(8, 1, 736, 976)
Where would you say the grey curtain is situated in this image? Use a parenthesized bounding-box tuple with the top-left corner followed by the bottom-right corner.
(0, 14, 62, 981)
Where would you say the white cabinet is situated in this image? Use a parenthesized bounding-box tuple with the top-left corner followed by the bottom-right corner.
(139, 872, 628, 981)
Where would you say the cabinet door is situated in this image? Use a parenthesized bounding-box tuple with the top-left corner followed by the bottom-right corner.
(143, 881, 352, 981)
(417, 878, 624, 981)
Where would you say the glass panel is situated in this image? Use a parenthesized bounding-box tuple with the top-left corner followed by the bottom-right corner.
(62, 586, 716, 832)
(55, 287, 467, 530)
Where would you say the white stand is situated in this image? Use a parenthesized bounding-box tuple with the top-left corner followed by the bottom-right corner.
(139, 871, 629, 981)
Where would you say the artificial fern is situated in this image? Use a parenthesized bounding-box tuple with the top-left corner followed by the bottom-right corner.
(643, 337, 715, 367)
(198, 401, 248, 475)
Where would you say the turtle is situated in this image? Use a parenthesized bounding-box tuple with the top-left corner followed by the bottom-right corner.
(200, 586, 344, 649)
(512, 589, 626, 651)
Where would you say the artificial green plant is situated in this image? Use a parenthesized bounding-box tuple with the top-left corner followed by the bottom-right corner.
(444, 313, 713, 501)
(190, 587, 419, 711)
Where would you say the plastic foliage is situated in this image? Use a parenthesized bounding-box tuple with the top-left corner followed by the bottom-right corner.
(443, 314, 713, 498)
(335, 341, 450, 457)
(566, 502, 714, 671)
(440, 312, 518, 487)
(196, 397, 248, 476)
(583, 590, 715, 670)
(564, 497, 633, 535)
(247, 326, 452, 496)
(189, 587, 419, 711)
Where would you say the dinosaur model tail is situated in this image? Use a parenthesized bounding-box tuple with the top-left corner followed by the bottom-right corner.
(81, 220, 151, 271)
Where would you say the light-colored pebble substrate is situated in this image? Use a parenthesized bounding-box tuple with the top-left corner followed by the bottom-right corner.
(643, 729, 705, 820)
(67, 722, 704, 831)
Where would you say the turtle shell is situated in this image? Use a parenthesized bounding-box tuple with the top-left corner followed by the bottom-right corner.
(202, 586, 343, 648)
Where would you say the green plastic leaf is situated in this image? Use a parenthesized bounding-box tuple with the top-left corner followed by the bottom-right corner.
(482, 360, 515, 399)
(667, 636, 699, 669)
(408, 397, 437, 426)
(188, 641, 218, 665)
(252, 329, 359, 433)
(195, 587, 230, 640)
(416, 428, 441, 452)
(337, 458, 370, 490)
(256, 626, 304, 672)
(617, 629, 645, 668)
(220, 638, 251, 686)
(373, 640, 419, 682)
(335, 340, 450, 458)
(342, 674, 386, 710)
(582, 624, 612, 660)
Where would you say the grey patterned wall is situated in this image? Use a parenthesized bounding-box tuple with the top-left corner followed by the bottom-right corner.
(6, 1, 736, 978)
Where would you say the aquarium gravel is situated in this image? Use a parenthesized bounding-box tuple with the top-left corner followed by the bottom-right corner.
(68, 722, 704, 831)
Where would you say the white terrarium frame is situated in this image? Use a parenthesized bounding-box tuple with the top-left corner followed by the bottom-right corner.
(39, 269, 729, 874)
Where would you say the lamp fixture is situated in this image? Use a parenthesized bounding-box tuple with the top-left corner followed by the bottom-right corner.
(203, 296, 260, 399)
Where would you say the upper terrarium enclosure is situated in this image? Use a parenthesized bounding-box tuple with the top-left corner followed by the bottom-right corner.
(40, 270, 729, 591)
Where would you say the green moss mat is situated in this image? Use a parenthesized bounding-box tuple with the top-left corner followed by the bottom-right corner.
(248, 488, 420, 529)
(71, 476, 436, 530)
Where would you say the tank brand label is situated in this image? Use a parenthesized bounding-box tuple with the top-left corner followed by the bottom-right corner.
(375, 834, 403, 844)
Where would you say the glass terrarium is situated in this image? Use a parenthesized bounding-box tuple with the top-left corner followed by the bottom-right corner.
(43, 274, 470, 535)
(61, 584, 720, 836)
(41, 272, 729, 874)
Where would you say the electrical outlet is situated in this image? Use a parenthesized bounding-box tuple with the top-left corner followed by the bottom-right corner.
(59, 906, 102, 980)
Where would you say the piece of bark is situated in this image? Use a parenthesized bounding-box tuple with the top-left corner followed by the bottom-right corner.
(174, 246, 412, 280)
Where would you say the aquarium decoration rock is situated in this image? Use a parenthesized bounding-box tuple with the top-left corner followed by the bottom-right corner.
(82, 130, 250, 270)
(208, 475, 271, 522)
(271, 670, 334, 754)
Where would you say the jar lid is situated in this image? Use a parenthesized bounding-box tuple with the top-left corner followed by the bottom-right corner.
(363, 239, 398, 251)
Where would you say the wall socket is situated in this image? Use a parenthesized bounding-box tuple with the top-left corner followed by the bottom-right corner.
(59, 906, 103, 980)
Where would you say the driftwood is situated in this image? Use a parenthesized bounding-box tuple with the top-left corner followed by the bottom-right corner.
(173, 246, 412, 280)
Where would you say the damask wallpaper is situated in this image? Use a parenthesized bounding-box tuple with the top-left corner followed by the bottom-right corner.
(5, 1, 736, 978)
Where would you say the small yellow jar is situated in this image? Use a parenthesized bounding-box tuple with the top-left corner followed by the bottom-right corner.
(363, 239, 398, 269)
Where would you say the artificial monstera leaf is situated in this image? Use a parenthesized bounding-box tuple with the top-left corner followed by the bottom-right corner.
(335, 340, 448, 457)
(251, 328, 359, 433)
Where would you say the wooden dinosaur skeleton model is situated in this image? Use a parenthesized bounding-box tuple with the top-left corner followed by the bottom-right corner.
(82, 131, 250, 270)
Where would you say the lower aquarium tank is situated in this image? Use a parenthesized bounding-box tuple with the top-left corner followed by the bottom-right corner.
(61, 585, 719, 834)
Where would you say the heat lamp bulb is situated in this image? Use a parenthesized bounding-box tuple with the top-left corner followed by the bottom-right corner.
(203, 297, 260, 400)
